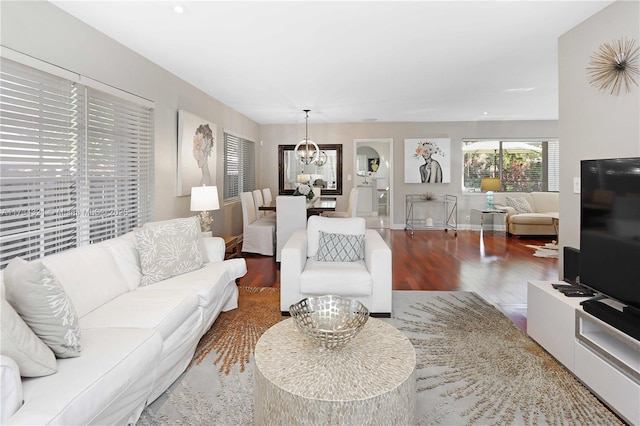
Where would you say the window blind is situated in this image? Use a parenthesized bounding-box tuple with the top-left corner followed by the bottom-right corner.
(223, 132, 255, 200)
(0, 58, 153, 269)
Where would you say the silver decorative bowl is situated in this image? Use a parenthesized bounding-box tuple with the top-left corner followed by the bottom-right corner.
(289, 295, 369, 349)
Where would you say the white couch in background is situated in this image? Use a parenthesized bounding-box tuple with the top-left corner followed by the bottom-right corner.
(280, 216, 392, 316)
(493, 192, 559, 236)
(0, 217, 246, 425)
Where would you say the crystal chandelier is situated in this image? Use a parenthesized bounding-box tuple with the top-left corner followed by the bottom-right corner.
(294, 109, 319, 165)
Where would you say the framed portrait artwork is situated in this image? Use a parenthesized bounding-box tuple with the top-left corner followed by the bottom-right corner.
(177, 110, 217, 196)
(404, 138, 451, 184)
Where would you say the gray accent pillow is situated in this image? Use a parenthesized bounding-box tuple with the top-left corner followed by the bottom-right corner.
(3, 258, 82, 358)
(316, 231, 365, 262)
(136, 216, 205, 286)
(1, 298, 57, 377)
(506, 196, 533, 213)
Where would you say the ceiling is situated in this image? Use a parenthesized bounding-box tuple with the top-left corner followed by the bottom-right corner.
(50, 1, 613, 124)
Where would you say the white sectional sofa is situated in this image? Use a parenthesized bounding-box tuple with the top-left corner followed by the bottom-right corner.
(493, 192, 559, 237)
(0, 217, 246, 425)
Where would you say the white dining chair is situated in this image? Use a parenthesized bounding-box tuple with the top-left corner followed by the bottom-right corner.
(261, 188, 276, 218)
(240, 192, 275, 256)
(324, 188, 358, 218)
(275, 196, 307, 262)
(262, 188, 273, 205)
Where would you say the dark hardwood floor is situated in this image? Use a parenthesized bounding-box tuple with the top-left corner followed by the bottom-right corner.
(237, 230, 559, 331)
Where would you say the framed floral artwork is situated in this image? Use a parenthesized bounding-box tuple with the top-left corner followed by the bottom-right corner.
(177, 110, 217, 196)
(404, 138, 451, 183)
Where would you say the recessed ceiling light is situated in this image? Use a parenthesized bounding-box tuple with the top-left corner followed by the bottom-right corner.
(174, 5, 185, 14)
(482, 112, 489, 115)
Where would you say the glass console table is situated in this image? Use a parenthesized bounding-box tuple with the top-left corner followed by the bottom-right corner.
(405, 194, 457, 236)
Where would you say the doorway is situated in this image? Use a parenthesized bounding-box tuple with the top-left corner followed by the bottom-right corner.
(353, 138, 393, 229)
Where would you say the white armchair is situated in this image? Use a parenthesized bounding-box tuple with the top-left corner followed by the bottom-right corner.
(280, 216, 392, 316)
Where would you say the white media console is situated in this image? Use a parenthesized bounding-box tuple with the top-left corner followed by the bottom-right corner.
(527, 281, 640, 425)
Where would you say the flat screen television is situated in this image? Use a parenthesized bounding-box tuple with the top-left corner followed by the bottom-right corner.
(580, 157, 640, 320)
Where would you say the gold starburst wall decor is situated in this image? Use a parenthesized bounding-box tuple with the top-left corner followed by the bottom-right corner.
(586, 37, 639, 95)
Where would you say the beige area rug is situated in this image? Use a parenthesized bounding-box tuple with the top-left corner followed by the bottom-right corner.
(138, 288, 622, 425)
(526, 242, 559, 258)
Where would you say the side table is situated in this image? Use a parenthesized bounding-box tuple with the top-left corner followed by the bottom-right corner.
(472, 208, 507, 235)
(254, 317, 416, 425)
(222, 235, 242, 260)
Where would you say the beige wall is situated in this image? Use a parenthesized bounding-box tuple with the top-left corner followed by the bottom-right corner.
(260, 120, 558, 228)
(558, 0, 640, 274)
(1, 1, 259, 236)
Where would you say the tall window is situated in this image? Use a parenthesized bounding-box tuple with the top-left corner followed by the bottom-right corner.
(462, 140, 559, 193)
(223, 132, 255, 200)
(0, 58, 154, 269)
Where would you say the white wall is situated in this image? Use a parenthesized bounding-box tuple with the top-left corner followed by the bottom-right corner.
(558, 0, 640, 273)
(1, 1, 260, 236)
(260, 120, 558, 228)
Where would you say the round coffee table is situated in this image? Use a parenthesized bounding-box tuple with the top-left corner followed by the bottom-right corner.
(254, 317, 416, 425)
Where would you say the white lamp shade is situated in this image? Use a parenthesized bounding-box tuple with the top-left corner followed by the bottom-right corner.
(190, 186, 220, 211)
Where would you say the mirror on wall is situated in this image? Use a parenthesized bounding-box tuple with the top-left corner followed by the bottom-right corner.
(278, 144, 343, 196)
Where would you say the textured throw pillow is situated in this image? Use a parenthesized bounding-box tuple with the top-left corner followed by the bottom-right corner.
(3, 258, 82, 358)
(505, 196, 533, 213)
(136, 216, 205, 286)
(316, 231, 365, 262)
(1, 299, 57, 377)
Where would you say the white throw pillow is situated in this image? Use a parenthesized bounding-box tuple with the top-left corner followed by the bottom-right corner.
(316, 231, 365, 262)
(505, 196, 533, 213)
(3, 258, 82, 358)
(136, 216, 205, 286)
(0, 299, 57, 377)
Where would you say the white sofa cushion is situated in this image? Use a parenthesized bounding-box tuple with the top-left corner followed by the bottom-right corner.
(146, 260, 243, 307)
(79, 288, 199, 340)
(0, 356, 22, 423)
(136, 217, 205, 286)
(100, 232, 143, 291)
(3, 258, 82, 358)
(11, 327, 162, 426)
(0, 299, 56, 377)
(300, 259, 372, 296)
(306, 216, 366, 258)
(317, 231, 365, 262)
(41, 243, 132, 317)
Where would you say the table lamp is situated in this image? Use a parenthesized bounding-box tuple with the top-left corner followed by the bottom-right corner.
(190, 185, 220, 235)
(480, 178, 502, 210)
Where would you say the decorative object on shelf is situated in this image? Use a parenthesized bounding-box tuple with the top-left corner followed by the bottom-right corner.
(293, 183, 314, 201)
(190, 185, 220, 233)
(289, 295, 369, 349)
(404, 138, 451, 184)
(586, 37, 639, 95)
(177, 110, 217, 196)
(421, 192, 435, 201)
(294, 110, 319, 165)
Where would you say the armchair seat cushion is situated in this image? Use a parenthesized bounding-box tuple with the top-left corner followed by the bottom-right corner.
(300, 259, 372, 297)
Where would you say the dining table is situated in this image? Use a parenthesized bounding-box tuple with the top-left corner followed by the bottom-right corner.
(259, 196, 337, 217)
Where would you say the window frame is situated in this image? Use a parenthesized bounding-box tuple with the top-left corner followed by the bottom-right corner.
(462, 138, 559, 193)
